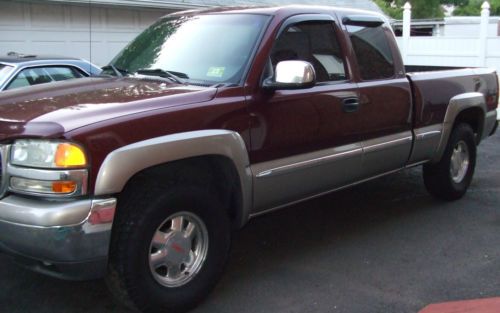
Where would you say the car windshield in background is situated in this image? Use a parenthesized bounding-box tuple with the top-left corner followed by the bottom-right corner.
(0, 64, 14, 79)
(110, 14, 269, 85)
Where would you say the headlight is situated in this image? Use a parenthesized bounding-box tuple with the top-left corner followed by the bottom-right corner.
(8, 139, 88, 197)
(11, 140, 87, 168)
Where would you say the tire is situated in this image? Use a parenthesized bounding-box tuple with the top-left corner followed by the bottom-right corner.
(423, 123, 476, 201)
(106, 184, 231, 313)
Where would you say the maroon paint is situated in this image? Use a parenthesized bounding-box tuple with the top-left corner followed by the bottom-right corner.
(0, 6, 496, 196)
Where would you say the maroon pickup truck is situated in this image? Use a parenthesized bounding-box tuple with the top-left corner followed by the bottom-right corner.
(0, 5, 498, 313)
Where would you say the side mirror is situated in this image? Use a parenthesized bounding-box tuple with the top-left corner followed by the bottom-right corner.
(263, 60, 316, 90)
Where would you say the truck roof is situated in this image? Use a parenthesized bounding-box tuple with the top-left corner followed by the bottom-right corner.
(167, 5, 383, 19)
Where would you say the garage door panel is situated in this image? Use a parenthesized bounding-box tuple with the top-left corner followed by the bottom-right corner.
(105, 8, 137, 28)
(0, 42, 29, 56)
(0, 2, 171, 66)
(139, 11, 169, 27)
(0, 2, 25, 26)
(31, 41, 68, 54)
(69, 6, 90, 28)
(31, 3, 65, 27)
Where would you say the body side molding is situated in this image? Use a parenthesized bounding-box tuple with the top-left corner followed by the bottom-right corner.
(94, 130, 253, 226)
(433, 92, 486, 163)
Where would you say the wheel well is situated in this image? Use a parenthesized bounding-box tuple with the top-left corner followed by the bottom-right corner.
(118, 155, 243, 228)
(453, 107, 484, 144)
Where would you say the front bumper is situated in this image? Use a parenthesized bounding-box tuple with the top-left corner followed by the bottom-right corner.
(0, 195, 116, 280)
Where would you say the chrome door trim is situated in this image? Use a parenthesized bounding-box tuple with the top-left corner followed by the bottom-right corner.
(363, 134, 413, 153)
(416, 130, 441, 140)
(361, 131, 413, 177)
(251, 143, 363, 213)
(255, 146, 362, 178)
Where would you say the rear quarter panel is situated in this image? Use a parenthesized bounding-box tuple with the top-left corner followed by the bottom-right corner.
(408, 67, 498, 128)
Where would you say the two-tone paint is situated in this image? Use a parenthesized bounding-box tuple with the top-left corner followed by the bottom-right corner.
(0, 6, 497, 280)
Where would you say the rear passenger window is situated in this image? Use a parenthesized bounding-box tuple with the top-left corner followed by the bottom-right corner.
(271, 21, 347, 82)
(45, 67, 84, 81)
(6, 68, 52, 90)
(346, 25, 395, 80)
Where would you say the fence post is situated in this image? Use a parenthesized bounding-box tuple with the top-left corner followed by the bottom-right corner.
(479, 1, 490, 67)
(402, 2, 412, 63)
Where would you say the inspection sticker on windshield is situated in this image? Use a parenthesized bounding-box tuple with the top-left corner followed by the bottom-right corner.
(206, 67, 225, 78)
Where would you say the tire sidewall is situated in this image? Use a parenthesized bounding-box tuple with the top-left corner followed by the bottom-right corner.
(441, 124, 476, 194)
(121, 187, 230, 313)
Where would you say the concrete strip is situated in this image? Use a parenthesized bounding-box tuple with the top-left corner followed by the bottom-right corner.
(419, 297, 500, 313)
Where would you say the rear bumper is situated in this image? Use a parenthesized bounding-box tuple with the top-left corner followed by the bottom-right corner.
(491, 120, 498, 136)
(0, 196, 116, 280)
(483, 110, 498, 139)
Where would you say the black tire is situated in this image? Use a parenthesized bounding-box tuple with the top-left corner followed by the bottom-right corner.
(423, 123, 476, 201)
(106, 184, 231, 313)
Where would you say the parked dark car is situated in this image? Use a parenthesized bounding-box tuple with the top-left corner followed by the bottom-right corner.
(0, 53, 101, 91)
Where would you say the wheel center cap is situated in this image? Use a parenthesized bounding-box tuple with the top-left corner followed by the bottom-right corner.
(165, 233, 190, 264)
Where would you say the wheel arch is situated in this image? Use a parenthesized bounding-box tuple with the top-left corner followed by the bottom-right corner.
(94, 130, 253, 228)
(432, 92, 486, 163)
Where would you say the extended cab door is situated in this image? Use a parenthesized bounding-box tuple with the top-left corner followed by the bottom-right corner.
(340, 15, 413, 177)
(247, 15, 365, 213)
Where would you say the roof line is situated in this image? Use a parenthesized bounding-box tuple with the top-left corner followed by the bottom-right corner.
(34, 0, 210, 10)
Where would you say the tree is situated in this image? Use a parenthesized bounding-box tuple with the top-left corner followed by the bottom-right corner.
(375, 0, 444, 19)
(374, 0, 403, 19)
(452, 0, 500, 16)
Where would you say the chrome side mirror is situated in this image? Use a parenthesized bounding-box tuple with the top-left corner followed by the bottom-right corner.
(263, 60, 316, 90)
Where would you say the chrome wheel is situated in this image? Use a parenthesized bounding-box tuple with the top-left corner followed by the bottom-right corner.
(148, 211, 209, 287)
(450, 140, 470, 183)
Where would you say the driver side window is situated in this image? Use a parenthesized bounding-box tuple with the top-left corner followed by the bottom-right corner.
(270, 20, 347, 82)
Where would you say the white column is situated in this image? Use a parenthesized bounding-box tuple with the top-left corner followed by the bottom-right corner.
(402, 2, 412, 63)
(479, 1, 490, 67)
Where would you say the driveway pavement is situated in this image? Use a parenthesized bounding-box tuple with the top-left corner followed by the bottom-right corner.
(1, 133, 499, 313)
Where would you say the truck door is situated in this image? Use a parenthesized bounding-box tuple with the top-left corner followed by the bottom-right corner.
(247, 15, 365, 213)
(341, 15, 413, 177)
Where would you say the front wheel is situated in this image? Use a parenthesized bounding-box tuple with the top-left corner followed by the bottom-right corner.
(423, 123, 476, 201)
(106, 185, 231, 313)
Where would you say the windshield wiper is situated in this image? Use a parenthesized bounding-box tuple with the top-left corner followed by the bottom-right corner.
(101, 64, 129, 77)
(135, 68, 187, 84)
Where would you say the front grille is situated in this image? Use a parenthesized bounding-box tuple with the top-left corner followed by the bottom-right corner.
(0, 145, 9, 199)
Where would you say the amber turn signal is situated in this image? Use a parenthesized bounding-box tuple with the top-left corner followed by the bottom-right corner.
(55, 143, 86, 167)
(52, 181, 77, 193)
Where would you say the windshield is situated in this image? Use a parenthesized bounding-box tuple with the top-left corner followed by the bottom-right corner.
(110, 14, 269, 85)
(0, 64, 14, 84)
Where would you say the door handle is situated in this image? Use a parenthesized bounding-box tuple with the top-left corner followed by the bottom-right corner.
(342, 97, 360, 113)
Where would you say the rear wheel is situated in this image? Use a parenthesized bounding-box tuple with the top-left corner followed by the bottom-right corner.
(107, 185, 231, 313)
(423, 123, 476, 201)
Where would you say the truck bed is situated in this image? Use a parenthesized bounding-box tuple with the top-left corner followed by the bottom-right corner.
(405, 65, 464, 73)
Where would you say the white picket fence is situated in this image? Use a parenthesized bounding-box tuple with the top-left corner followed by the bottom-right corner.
(395, 1, 500, 70)
(396, 36, 500, 69)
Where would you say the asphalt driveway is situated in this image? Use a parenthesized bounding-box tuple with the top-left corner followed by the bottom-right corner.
(1, 133, 499, 313)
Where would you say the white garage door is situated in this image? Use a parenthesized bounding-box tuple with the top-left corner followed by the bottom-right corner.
(0, 1, 174, 66)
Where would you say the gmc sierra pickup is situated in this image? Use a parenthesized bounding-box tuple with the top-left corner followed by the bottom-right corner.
(0, 5, 497, 313)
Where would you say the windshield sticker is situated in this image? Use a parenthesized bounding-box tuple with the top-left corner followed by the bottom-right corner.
(206, 67, 225, 78)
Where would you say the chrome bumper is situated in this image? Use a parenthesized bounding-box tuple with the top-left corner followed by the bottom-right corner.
(0, 195, 116, 280)
(483, 110, 498, 139)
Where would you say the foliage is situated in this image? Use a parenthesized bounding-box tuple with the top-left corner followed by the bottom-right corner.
(375, 0, 500, 18)
(452, 0, 500, 16)
(374, 0, 403, 19)
(375, 0, 444, 19)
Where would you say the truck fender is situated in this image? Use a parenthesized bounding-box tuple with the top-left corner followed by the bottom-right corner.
(94, 130, 253, 226)
(432, 92, 486, 163)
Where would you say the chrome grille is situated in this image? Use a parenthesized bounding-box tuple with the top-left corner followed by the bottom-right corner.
(0, 145, 9, 198)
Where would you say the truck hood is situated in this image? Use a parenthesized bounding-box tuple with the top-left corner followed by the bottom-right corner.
(0, 77, 216, 140)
